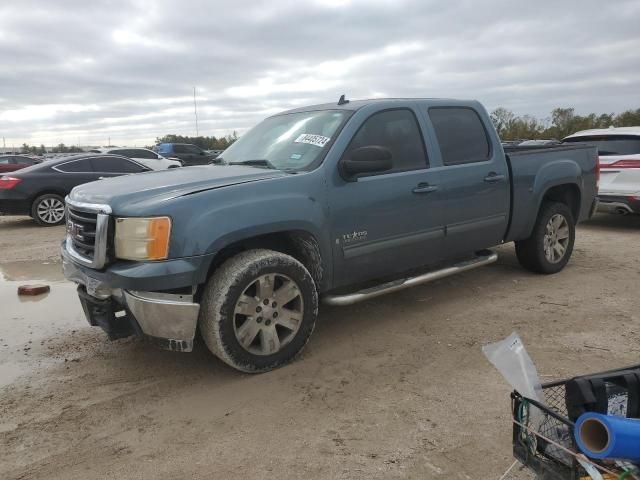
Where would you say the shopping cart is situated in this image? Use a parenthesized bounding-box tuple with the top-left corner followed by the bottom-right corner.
(511, 373, 638, 479)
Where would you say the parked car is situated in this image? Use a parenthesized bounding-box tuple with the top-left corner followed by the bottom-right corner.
(154, 143, 221, 166)
(518, 139, 561, 146)
(564, 127, 640, 215)
(0, 154, 42, 173)
(0, 153, 150, 226)
(62, 98, 598, 373)
(89, 147, 181, 170)
(205, 149, 225, 159)
(501, 140, 521, 147)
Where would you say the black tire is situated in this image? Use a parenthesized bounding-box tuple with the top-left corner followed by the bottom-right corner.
(31, 193, 66, 226)
(199, 249, 318, 373)
(515, 201, 575, 274)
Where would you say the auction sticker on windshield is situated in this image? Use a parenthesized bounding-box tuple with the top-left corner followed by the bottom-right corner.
(294, 134, 330, 148)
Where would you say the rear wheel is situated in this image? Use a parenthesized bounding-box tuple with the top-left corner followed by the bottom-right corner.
(516, 201, 575, 274)
(199, 249, 318, 373)
(31, 193, 66, 226)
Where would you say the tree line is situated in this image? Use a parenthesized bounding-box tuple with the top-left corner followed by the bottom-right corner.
(154, 132, 239, 150)
(490, 107, 640, 141)
(19, 143, 84, 154)
(16, 132, 239, 155)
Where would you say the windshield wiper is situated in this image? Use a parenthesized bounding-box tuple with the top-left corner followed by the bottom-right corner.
(229, 159, 278, 170)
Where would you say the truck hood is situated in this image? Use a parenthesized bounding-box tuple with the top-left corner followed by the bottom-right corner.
(69, 165, 288, 210)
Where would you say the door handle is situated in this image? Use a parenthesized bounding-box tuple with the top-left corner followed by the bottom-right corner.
(412, 183, 439, 194)
(484, 172, 505, 183)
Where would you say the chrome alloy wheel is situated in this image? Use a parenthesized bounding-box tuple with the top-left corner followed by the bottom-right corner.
(37, 197, 65, 224)
(543, 213, 570, 263)
(233, 274, 304, 355)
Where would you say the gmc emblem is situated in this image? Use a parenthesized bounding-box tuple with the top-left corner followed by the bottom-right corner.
(67, 220, 84, 241)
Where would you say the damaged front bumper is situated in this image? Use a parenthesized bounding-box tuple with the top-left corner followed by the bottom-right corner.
(62, 246, 200, 352)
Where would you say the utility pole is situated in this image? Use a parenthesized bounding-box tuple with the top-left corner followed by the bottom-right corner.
(193, 86, 199, 137)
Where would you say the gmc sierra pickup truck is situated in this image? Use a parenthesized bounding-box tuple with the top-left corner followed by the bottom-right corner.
(61, 98, 598, 373)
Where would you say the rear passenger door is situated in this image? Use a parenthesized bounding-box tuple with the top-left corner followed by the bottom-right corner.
(329, 107, 443, 287)
(425, 107, 509, 257)
(53, 158, 98, 191)
(0, 157, 13, 172)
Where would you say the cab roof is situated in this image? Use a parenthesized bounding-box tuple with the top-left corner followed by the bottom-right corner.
(278, 97, 469, 115)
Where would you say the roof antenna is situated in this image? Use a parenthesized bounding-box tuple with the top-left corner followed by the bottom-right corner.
(337, 94, 349, 106)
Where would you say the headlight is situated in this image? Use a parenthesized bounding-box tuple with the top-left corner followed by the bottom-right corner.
(114, 217, 171, 261)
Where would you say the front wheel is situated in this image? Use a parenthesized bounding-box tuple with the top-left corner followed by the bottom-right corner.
(31, 193, 66, 226)
(199, 249, 318, 373)
(515, 201, 575, 274)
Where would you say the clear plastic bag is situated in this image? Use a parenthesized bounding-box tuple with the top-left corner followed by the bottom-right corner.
(482, 332, 543, 404)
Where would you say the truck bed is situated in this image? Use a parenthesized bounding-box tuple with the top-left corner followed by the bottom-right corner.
(503, 143, 598, 242)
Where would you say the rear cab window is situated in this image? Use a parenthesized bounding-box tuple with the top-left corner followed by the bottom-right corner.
(428, 107, 491, 165)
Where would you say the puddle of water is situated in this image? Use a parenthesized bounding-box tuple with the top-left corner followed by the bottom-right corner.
(0, 260, 86, 388)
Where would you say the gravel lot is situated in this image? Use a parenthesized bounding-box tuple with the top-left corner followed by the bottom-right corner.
(1, 213, 639, 480)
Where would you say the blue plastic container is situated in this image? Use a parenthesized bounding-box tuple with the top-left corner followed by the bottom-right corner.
(575, 412, 640, 462)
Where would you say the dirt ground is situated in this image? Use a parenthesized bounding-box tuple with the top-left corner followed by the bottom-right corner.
(1, 213, 639, 480)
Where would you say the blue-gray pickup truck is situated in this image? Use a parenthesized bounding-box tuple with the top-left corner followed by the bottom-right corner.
(61, 98, 598, 372)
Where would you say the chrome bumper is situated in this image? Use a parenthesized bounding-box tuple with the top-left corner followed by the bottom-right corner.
(62, 247, 200, 352)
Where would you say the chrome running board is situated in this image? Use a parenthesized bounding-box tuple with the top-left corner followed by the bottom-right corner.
(322, 250, 498, 306)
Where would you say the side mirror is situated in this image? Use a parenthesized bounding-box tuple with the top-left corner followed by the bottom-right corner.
(341, 145, 393, 179)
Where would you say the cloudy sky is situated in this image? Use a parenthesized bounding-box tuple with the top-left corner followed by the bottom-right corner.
(1, 0, 639, 148)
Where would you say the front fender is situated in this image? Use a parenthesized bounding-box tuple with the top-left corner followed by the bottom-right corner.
(164, 172, 332, 284)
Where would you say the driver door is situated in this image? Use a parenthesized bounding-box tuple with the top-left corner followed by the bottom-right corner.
(328, 108, 444, 288)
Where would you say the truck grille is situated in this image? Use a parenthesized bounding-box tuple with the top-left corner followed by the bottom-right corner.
(65, 198, 112, 269)
(67, 207, 98, 256)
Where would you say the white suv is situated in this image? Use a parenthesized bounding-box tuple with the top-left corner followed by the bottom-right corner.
(90, 147, 182, 171)
(564, 127, 640, 215)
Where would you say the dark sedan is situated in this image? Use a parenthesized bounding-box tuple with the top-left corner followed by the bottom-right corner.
(0, 153, 150, 226)
(0, 154, 42, 173)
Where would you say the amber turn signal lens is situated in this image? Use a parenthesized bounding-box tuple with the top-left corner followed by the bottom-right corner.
(146, 217, 171, 260)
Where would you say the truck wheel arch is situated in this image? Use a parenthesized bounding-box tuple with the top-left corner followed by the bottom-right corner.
(202, 230, 326, 295)
(519, 182, 581, 239)
(540, 183, 581, 222)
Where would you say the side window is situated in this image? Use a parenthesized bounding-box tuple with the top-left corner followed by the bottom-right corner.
(57, 159, 94, 173)
(428, 107, 490, 166)
(132, 149, 158, 159)
(157, 144, 171, 154)
(109, 149, 130, 157)
(184, 144, 202, 154)
(343, 109, 428, 174)
(0, 157, 10, 164)
(91, 157, 146, 173)
(173, 145, 186, 154)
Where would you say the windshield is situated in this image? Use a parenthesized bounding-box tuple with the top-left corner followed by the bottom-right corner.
(220, 110, 350, 171)
(564, 135, 640, 156)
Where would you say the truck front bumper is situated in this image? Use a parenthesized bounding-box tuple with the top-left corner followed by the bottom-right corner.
(62, 245, 201, 352)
